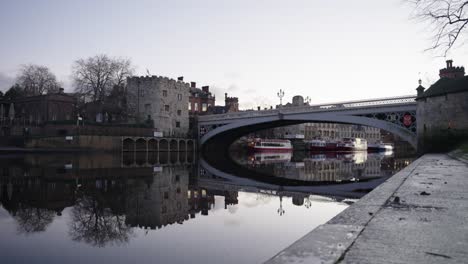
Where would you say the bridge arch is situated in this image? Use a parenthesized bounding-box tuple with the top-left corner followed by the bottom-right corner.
(200, 112, 417, 150)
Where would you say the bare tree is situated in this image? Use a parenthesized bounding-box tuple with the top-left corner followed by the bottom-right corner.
(16, 64, 60, 96)
(409, 0, 468, 56)
(72, 55, 134, 102)
(69, 194, 133, 247)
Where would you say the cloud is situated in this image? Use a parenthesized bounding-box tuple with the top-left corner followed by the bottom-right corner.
(0, 72, 15, 91)
(241, 95, 275, 110)
(228, 84, 239, 92)
(224, 72, 241, 80)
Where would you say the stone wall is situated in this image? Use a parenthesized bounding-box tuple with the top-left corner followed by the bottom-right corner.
(127, 76, 190, 137)
(417, 91, 468, 152)
(25, 135, 122, 151)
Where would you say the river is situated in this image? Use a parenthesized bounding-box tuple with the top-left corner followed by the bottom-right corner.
(0, 150, 414, 263)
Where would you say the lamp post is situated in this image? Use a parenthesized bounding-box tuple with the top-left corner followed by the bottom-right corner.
(277, 195, 285, 216)
(277, 89, 285, 106)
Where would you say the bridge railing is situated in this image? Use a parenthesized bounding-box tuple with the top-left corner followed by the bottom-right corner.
(199, 95, 416, 122)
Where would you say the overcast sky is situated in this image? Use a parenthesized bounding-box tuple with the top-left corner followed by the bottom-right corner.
(0, 0, 467, 109)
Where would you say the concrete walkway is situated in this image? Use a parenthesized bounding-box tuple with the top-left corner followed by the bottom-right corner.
(266, 154, 468, 264)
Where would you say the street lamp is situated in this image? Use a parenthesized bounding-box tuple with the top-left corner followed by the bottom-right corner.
(277, 89, 285, 106)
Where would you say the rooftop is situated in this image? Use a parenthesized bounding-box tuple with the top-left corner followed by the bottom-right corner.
(417, 76, 468, 99)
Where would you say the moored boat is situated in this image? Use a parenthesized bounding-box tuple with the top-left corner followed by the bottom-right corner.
(367, 142, 394, 152)
(308, 139, 338, 151)
(336, 138, 367, 151)
(248, 138, 293, 152)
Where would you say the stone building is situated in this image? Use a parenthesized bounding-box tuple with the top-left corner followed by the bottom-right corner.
(224, 93, 239, 112)
(416, 60, 468, 152)
(126, 76, 190, 137)
(304, 123, 381, 143)
(269, 95, 381, 144)
(5, 89, 76, 125)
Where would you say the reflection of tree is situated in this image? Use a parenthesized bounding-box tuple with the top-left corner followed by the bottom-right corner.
(15, 206, 55, 234)
(69, 194, 133, 247)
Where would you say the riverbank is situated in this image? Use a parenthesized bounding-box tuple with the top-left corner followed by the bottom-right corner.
(265, 152, 468, 263)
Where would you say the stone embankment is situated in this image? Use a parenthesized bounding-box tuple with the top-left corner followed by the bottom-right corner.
(266, 152, 468, 264)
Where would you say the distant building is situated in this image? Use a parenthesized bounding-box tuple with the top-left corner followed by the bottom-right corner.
(268, 95, 381, 143)
(126, 76, 190, 137)
(1, 88, 76, 125)
(416, 59, 468, 152)
(224, 93, 239, 112)
(188, 82, 215, 115)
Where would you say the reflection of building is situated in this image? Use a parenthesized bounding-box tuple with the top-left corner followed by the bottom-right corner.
(271, 152, 383, 182)
(125, 165, 190, 229)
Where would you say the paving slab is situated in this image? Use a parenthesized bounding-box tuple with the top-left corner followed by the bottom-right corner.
(265, 154, 468, 264)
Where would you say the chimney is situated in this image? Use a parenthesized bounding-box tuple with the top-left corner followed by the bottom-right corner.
(202, 86, 209, 93)
(439, 59, 465, 79)
(257, 106, 261, 111)
(177, 76, 184, 81)
(416, 79, 425, 97)
(225, 93, 228, 100)
(447, 60, 453, 68)
(190, 82, 196, 88)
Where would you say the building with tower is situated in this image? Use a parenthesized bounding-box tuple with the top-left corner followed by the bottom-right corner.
(416, 60, 468, 152)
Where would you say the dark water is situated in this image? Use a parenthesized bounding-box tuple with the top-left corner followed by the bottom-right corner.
(0, 151, 414, 264)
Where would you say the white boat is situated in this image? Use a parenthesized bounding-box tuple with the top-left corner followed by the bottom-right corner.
(336, 138, 367, 151)
(248, 138, 293, 152)
(368, 142, 394, 152)
(250, 152, 292, 164)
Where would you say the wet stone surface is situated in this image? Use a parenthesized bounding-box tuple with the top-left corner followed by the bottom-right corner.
(266, 154, 468, 264)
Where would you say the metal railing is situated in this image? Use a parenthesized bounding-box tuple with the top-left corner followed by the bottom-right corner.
(199, 95, 417, 122)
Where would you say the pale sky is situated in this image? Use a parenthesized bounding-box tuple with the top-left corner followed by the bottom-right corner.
(1, 0, 467, 109)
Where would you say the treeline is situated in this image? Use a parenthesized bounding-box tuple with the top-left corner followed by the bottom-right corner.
(1, 54, 134, 103)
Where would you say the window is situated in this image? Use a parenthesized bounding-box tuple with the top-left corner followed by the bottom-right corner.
(177, 94, 182, 101)
(194, 103, 198, 111)
(177, 110, 181, 116)
(164, 192, 169, 199)
(165, 105, 170, 112)
(144, 103, 151, 113)
(163, 90, 167, 97)
(188, 102, 191, 111)
(176, 121, 180, 128)
(202, 103, 207, 112)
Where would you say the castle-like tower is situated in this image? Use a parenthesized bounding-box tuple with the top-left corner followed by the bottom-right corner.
(225, 93, 239, 112)
(126, 76, 190, 137)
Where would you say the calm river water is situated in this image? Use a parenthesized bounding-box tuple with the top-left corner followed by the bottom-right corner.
(0, 150, 414, 263)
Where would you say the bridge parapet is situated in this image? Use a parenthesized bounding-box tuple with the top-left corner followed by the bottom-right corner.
(199, 95, 416, 122)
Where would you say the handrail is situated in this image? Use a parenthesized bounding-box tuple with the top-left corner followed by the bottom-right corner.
(199, 95, 416, 122)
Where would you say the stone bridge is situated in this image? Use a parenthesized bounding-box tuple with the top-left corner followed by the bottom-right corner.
(198, 95, 417, 149)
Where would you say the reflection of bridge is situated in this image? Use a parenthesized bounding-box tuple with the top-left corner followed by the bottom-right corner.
(122, 137, 196, 152)
(199, 158, 391, 199)
(198, 95, 417, 149)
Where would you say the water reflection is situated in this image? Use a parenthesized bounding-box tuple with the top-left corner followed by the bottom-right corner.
(0, 151, 414, 263)
(233, 151, 405, 183)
